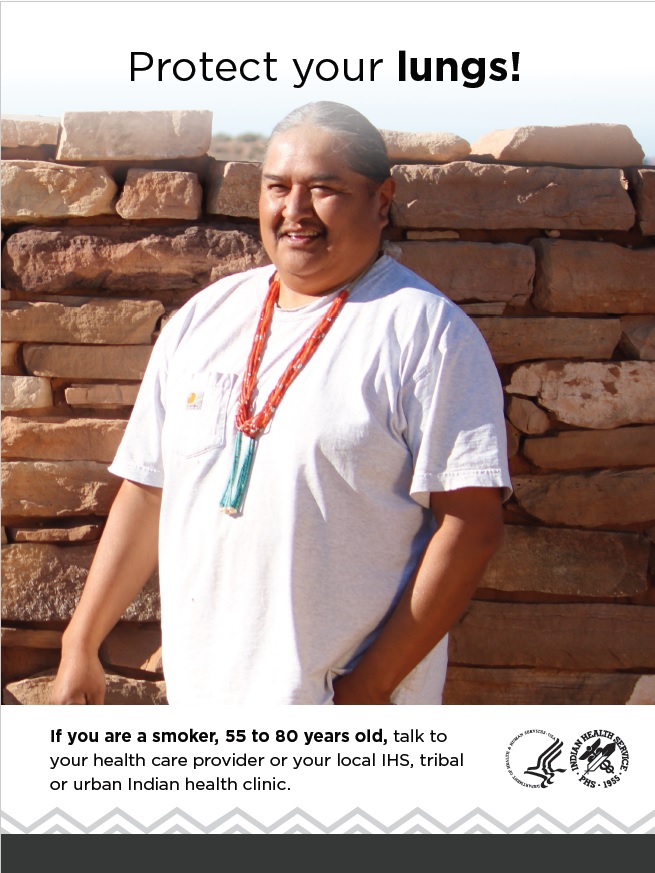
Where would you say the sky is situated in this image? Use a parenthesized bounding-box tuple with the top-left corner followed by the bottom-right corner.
(1, 0, 654, 156)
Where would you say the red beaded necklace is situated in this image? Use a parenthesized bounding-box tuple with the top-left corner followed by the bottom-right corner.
(220, 273, 349, 515)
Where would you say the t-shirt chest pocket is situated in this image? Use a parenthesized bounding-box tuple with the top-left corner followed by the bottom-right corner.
(166, 372, 237, 457)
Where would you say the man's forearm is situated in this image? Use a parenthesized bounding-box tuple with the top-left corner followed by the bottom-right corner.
(60, 479, 162, 656)
(333, 487, 504, 704)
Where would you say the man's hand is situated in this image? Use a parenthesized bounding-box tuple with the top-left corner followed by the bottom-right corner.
(51, 649, 107, 705)
(49, 479, 162, 705)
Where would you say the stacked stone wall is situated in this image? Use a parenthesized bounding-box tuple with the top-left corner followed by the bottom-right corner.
(2, 111, 654, 705)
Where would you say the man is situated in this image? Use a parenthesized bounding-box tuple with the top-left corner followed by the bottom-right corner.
(52, 102, 511, 706)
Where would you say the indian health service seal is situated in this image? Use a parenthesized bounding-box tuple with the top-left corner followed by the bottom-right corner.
(569, 730, 629, 788)
(505, 729, 566, 788)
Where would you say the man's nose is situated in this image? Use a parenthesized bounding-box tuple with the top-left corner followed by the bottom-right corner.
(282, 185, 314, 220)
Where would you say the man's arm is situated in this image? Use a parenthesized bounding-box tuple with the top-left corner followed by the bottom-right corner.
(332, 486, 504, 705)
(51, 479, 162, 704)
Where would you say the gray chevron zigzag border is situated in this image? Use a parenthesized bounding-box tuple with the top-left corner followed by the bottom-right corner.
(2, 807, 655, 834)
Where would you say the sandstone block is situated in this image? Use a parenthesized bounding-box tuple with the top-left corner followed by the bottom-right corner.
(2, 417, 126, 462)
(206, 160, 261, 218)
(505, 396, 551, 434)
(8, 523, 103, 543)
(471, 123, 644, 167)
(381, 130, 470, 163)
(101, 624, 163, 674)
(482, 525, 649, 596)
(116, 169, 202, 220)
(1, 650, 61, 689)
(473, 317, 620, 364)
(1, 225, 268, 294)
(630, 168, 655, 235)
(512, 468, 655, 527)
(1, 161, 117, 221)
(57, 110, 212, 161)
(1, 627, 62, 648)
(24, 344, 152, 380)
(1, 460, 121, 521)
(1, 375, 53, 412)
(3, 672, 167, 705)
(391, 162, 634, 230)
(620, 316, 655, 360)
(64, 384, 139, 408)
(1, 543, 160, 622)
(449, 602, 655, 670)
(2, 298, 164, 344)
(505, 420, 520, 458)
(444, 667, 653, 705)
(1, 115, 60, 148)
(532, 240, 655, 313)
(523, 426, 655, 470)
(626, 676, 655, 705)
(506, 361, 655, 429)
(406, 230, 460, 240)
(2, 342, 22, 375)
(396, 241, 534, 306)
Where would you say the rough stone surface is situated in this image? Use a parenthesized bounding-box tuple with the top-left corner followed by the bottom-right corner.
(1, 461, 121, 521)
(2, 672, 167, 705)
(1, 543, 160, 622)
(473, 317, 620, 364)
(523, 426, 655, 470)
(57, 110, 212, 160)
(505, 420, 520, 458)
(471, 123, 645, 167)
(532, 240, 655, 313)
(2, 298, 164, 344)
(391, 162, 634, 230)
(101, 624, 163, 674)
(2, 342, 22, 375)
(1, 115, 60, 148)
(450, 602, 655, 670)
(1, 650, 61, 688)
(1, 375, 53, 412)
(206, 160, 261, 218)
(1, 627, 62, 648)
(8, 523, 103, 543)
(505, 396, 552, 434)
(620, 316, 655, 360)
(24, 343, 152, 380)
(631, 168, 655, 235)
(506, 361, 655, 429)
(2, 417, 126, 462)
(1, 225, 268, 294)
(444, 667, 652, 705)
(116, 169, 202, 220)
(1, 161, 117, 221)
(397, 241, 534, 305)
(482, 525, 649, 596)
(381, 130, 470, 163)
(64, 384, 139, 408)
(626, 676, 655, 705)
(512, 468, 655, 527)
(406, 230, 460, 240)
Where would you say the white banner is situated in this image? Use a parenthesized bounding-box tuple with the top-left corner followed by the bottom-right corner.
(2, 704, 652, 834)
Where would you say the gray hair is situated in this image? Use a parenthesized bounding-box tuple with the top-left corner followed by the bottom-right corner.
(268, 102, 391, 184)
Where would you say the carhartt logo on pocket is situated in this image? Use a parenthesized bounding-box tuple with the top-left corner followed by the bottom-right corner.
(185, 391, 204, 410)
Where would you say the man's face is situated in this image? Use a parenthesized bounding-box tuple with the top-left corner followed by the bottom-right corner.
(259, 125, 394, 306)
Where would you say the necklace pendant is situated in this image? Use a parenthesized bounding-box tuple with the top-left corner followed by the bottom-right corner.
(219, 430, 257, 516)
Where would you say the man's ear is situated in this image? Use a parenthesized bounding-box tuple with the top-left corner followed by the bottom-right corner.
(377, 177, 396, 227)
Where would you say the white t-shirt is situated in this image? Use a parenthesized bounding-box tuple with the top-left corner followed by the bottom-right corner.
(110, 255, 511, 705)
